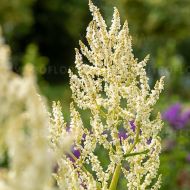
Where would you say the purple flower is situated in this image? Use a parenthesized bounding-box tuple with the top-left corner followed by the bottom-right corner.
(118, 120, 137, 140)
(147, 137, 152, 145)
(181, 110, 190, 125)
(72, 147, 80, 158)
(129, 120, 143, 135)
(129, 120, 136, 132)
(162, 103, 190, 130)
(68, 146, 81, 162)
(162, 103, 181, 124)
(118, 131, 127, 140)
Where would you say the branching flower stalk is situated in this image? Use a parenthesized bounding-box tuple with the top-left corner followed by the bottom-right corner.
(51, 1, 165, 190)
(0, 0, 164, 189)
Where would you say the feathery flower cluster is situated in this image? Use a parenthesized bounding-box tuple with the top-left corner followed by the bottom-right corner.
(0, 1, 164, 189)
(0, 28, 54, 190)
(52, 1, 164, 190)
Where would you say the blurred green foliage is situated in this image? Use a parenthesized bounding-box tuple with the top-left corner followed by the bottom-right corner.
(160, 122, 190, 190)
(0, 0, 35, 38)
(0, 0, 35, 73)
(22, 43, 48, 81)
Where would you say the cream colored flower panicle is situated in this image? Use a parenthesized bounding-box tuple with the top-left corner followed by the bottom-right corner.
(0, 1, 165, 189)
(59, 0, 165, 190)
(0, 30, 54, 190)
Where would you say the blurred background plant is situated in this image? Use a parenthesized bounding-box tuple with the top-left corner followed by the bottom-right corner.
(161, 103, 190, 190)
(0, 0, 190, 189)
(22, 43, 48, 84)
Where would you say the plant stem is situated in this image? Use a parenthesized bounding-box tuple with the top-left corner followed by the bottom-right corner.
(109, 164, 122, 190)
(124, 149, 149, 158)
(109, 122, 141, 190)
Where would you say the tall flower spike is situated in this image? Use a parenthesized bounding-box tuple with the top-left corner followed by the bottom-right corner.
(66, 1, 164, 190)
(0, 30, 54, 190)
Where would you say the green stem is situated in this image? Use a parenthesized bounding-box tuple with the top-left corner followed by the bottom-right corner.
(109, 164, 122, 190)
(109, 122, 141, 190)
(124, 149, 149, 158)
(127, 123, 141, 154)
